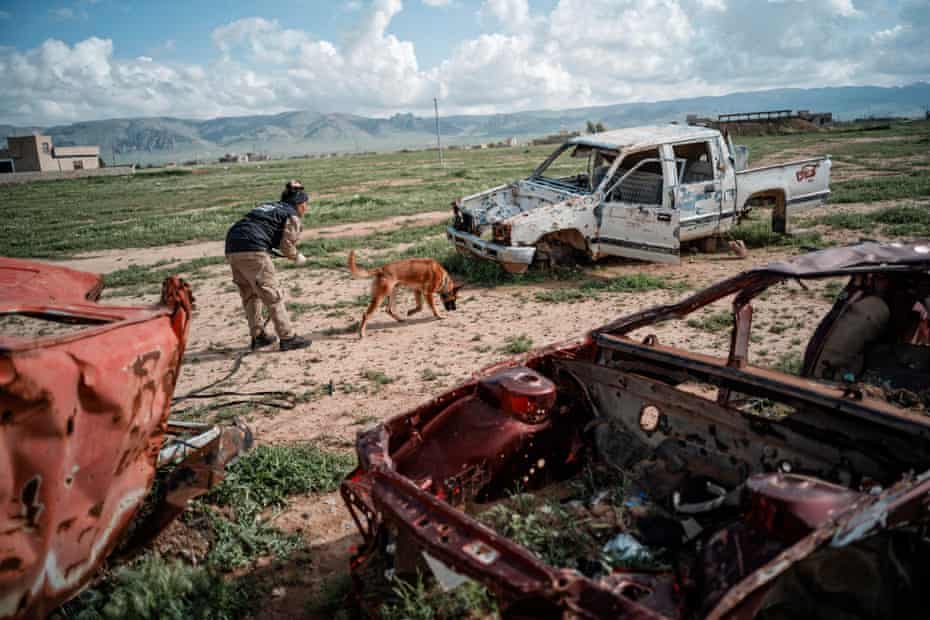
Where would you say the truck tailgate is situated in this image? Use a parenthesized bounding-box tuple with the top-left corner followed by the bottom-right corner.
(736, 156, 831, 217)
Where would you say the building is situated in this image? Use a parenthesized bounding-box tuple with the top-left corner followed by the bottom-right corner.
(219, 152, 248, 164)
(686, 109, 833, 130)
(0, 135, 100, 173)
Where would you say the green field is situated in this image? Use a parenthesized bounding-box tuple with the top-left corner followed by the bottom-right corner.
(0, 146, 553, 258)
(2, 120, 928, 260)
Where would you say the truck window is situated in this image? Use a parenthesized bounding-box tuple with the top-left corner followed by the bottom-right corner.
(603, 148, 664, 205)
(533, 144, 618, 193)
(673, 141, 715, 184)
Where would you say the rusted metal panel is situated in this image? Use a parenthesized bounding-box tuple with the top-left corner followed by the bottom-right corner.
(0, 259, 244, 619)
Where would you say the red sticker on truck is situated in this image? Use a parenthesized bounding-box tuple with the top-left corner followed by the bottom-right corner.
(796, 163, 819, 182)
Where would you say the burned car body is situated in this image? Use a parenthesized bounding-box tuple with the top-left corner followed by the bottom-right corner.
(0, 258, 250, 619)
(342, 242, 930, 618)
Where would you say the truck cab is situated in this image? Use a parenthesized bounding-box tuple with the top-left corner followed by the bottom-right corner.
(448, 124, 831, 272)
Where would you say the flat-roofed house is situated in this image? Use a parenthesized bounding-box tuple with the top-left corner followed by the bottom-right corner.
(0, 135, 101, 173)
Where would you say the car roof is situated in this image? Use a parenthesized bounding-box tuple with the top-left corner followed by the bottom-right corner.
(568, 124, 721, 151)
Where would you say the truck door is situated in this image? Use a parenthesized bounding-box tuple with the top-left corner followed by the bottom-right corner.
(595, 147, 679, 263)
(671, 140, 724, 242)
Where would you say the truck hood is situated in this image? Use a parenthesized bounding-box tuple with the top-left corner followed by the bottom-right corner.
(457, 179, 583, 231)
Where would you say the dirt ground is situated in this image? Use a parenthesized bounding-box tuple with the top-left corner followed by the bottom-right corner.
(46, 157, 925, 616)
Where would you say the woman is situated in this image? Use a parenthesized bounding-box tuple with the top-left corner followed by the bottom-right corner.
(225, 181, 312, 351)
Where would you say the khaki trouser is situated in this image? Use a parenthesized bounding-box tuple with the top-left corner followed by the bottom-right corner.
(227, 252, 294, 340)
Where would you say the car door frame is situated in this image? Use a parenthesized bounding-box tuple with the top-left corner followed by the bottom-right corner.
(593, 146, 680, 264)
(671, 138, 726, 243)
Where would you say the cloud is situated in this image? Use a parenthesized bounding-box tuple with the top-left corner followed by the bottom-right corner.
(422, 0, 452, 6)
(480, 0, 532, 30)
(49, 7, 77, 20)
(828, 0, 862, 17)
(3, 0, 929, 125)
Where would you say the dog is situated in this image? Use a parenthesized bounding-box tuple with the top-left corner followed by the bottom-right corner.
(348, 250, 463, 338)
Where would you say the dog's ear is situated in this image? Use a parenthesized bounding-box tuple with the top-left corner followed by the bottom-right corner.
(451, 282, 465, 294)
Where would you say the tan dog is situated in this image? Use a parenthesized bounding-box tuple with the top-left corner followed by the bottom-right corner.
(348, 250, 463, 338)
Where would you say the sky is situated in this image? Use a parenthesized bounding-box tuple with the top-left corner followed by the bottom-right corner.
(0, 0, 928, 126)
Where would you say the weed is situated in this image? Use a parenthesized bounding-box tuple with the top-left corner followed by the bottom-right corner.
(421, 368, 439, 381)
(729, 217, 823, 249)
(829, 173, 930, 204)
(57, 554, 259, 620)
(823, 279, 846, 302)
(535, 274, 688, 303)
(339, 381, 365, 394)
(209, 443, 354, 520)
(352, 414, 379, 426)
(686, 311, 732, 333)
(502, 334, 533, 354)
(322, 321, 361, 336)
(772, 351, 804, 375)
(105, 256, 227, 292)
(813, 204, 930, 238)
(380, 574, 498, 620)
(198, 506, 302, 569)
(305, 573, 361, 619)
(362, 369, 394, 386)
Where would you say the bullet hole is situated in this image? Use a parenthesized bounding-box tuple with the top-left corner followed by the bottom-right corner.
(21, 477, 42, 527)
(0, 556, 23, 572)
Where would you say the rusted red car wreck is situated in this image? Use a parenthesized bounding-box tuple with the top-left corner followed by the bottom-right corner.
(0, 258, 249, 619)
(342, 242, 930, 619)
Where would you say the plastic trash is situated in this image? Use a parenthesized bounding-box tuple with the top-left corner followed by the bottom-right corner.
(603, 532, 652, 562)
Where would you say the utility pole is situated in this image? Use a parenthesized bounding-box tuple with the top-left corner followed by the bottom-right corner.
(434, 97, 444, 168)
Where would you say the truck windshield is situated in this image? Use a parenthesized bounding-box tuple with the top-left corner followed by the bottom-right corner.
(532, 144, 619, 193)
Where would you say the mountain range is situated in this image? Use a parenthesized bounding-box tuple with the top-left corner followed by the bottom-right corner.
(2, 83, 928, 165)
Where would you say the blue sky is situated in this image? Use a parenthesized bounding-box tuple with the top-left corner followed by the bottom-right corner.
(0, 0, 927, 125)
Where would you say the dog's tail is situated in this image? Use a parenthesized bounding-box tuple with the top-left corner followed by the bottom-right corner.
(348, 250, 373, 278)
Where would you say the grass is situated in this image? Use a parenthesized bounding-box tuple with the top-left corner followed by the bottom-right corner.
(535, 274, 688, 303)
(209, 443, 354, 519)
(176, 443, 353, 571)
(823, 279, 846, 302)
(729, 215, 824, 249)
(829, 173, 930, 204)
(0, 144, 554, 259)
(5, 120, 929, 261)
(362, 369, 394, 388)
(811, 204, 930, 238)
(501, 334, 533, 354)
(104, 256, 227, 293)
(381, 574, 498, 620)
(686, 310, 732, 333)
(56, 555, 259, 620)
(305, 573, 361, 619)
(772, 350, 804, 375)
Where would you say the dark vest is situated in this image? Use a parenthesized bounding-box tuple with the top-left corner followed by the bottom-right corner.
(225, 202, 297, 254)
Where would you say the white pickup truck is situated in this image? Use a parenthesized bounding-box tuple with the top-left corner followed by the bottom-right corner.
(447, 124, 831, 272)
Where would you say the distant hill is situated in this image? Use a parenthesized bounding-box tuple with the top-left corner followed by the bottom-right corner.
(3, 82, 928, 165)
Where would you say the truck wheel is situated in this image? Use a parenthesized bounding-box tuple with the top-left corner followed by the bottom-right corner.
(535, 236, 588, 270)
(700, 236, 720, 253)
